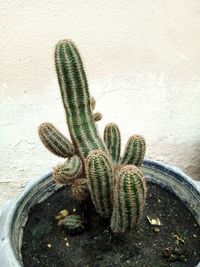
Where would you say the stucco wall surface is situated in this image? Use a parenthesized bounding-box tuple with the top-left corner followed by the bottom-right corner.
(0, 0, 200, 207)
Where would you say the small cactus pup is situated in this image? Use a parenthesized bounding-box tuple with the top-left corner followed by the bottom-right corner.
(71, 178, 89, 202)
(104, 123, 121, 164)
(38, 122, 75, 158)
(111, 165, 147, 233)
(90, 96, 96, 111)
(53, 155, 83, 185)
(55, 39, 107, 160)
(93, 112, 103, 122)
(121, 135, 146, 166)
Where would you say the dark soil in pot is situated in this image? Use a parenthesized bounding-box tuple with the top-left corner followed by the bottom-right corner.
(21, 182, 200, 267)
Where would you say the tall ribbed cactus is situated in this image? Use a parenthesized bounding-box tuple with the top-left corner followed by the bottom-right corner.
(111, 165, 147, 232)
(55, 40, 107, 160)
(71, 178, 89, 202)
(54, 40, 112, 216)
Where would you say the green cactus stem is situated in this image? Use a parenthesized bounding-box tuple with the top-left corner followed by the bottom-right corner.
(85, 149, 114, 218)
(104, 123, 121, 164)
(55, 40, 107, 160)
(111, 165, 147, 233)
(71, 178, 89, 202)
(53, 155, 83, 184)
(121, 135, 146, 166)
(38, 122, 75, 158)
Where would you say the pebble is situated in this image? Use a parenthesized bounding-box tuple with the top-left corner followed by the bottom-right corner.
(153, 227, 160, 233)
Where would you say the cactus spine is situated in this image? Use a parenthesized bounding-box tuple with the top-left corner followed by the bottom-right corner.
(53, 155, 83, 184)
(104, 123, 121, 164)
(85, 149, 114, 217)
(111, 165, 147, 233)
(55, 40, 107, 160)
(38, 122, 75, 158)
(121, 135, 146, 166)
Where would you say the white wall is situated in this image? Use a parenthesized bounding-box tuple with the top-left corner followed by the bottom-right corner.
(1, 0, 200, 206)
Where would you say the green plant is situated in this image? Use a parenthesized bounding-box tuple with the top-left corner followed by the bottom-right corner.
(38, 39, 147, 232)
(38, 122, 75, 158)
(53, 155, 83, 184)
(104, 123, 146, 167)
(111, 165, 147, 232)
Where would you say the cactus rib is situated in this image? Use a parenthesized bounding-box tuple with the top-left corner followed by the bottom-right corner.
(53, 155, 83, 184)
(93, 112, 102, 122)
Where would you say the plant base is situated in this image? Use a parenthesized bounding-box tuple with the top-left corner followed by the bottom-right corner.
(22, 183, 200, 267)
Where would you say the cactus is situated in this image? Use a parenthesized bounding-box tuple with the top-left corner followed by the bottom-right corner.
(53, 155, 83, 184)
(63, 214, 84, 230)
(103, 125, 145, 168)
(55, 40, 107, 160)
(104, 123, 121, 164)
(85, 149, 114, 218)
(58, 214, 84, 234)
(38, 39, 147, 233)
(121, 135, 146, 166)
(71, 178, 89, 202)
(54, 40, 113, 216)
(111, 165, 147, 233)
(38, 122, 75, 158)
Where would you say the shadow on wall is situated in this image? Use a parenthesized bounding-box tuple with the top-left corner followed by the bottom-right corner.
(148, 142, 200, 181)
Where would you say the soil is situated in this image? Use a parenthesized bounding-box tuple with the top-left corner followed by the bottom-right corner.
(22, 182, 200, 267)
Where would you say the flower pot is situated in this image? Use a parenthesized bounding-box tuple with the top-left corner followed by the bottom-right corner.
(0, 159, 199, 267)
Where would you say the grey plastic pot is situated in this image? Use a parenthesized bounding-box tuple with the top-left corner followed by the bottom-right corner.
(0, 159, 200, 267)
